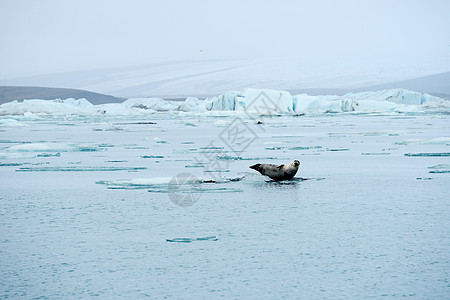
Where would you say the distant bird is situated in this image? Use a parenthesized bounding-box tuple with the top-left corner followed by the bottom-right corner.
(249, 160, 300, 181)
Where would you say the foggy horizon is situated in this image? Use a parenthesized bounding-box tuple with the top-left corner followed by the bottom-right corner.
(1, 0, 449, 81)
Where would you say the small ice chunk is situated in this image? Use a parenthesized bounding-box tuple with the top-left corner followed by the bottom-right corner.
(405, 153, 450, 157)
(17, 166, 147, 172)
(395, 137, 450, 145)
(5, 143, 105, 152)
(428, 164, 450, 169)
(166, 236, 218, 243)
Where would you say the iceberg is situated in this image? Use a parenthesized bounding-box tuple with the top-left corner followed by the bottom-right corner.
(0, 88, 448, 117)
(122, 98, 179, 111)
(178, 97, 202, 112)
(0, 98, 92, 116)
(340, 89, 442, 105)
(209, 89, 294, 114)
(201, 88, 449, 115)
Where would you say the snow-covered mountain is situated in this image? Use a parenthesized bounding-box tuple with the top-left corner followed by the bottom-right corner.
(1, 59, 449, 98)
(0, 86, 123, 105)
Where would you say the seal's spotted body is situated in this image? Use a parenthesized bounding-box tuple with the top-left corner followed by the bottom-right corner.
(250, 160, 300, 181)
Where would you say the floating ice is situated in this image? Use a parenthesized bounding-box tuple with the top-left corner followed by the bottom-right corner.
(326, 148, 350, 151)
(0, 88, 448, 117)
(265, 147, 286, 150)
(216, 155, 245, 160)
(144, 88, 448, 115)
(241, 88, 293, 114)
(428, 164, 450, 169)
(0, 98, 92, 116)
(289, 146, 322, 150)
(213, 119, 232, 126)
(328, 131, 401, 137)
(37, 152, 61, 157)
(166, 236, 218, 243)
(341, 89, 442, 105)
(185, 163, 207, 168)
(0, 162, 23, 166)
(122, 98, 178, 111)
(95, 176, 247, 190)
(395, 137, 450, 145)
(16, 166, 147, 172)
(96, 176, 204, 189)
(217, 156, 279, 161)
(5, 143, 106, 152)
(0, 152, 39, 159)
(150, 186, 242, 194)
(0, 119, 27, 127)
(404, 153, 450, 157)
(200, 146, 224, 150)
(178, 97, 202, 112)
(428, 164, 450, 173)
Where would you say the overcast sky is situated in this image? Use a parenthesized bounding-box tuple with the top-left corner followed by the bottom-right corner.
(0, 0, 449, 80)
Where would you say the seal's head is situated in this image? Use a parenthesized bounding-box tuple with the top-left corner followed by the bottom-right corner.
(293, 160, 300, 167)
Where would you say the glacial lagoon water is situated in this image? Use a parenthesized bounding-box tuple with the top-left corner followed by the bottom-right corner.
(1, 114, 449, 299)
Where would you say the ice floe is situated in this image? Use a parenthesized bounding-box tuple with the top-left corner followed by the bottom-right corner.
(395, 137, 450, 145)
(16, 166, 147, 172)
(96, 176, 219, 189)
(404, 152, 450, 157)
(166, 236, 218, 243)
(4, 142, 106, 152)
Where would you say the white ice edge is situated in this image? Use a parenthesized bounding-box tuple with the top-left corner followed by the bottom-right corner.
(0, 88, 449, 118)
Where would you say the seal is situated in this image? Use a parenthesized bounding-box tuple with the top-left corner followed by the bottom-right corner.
(249, 160, 300, 181)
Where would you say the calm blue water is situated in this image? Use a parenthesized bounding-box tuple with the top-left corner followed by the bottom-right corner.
(1, 115, 449, 299)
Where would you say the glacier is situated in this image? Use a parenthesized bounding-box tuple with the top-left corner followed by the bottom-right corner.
(0, 88, 448, 118)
